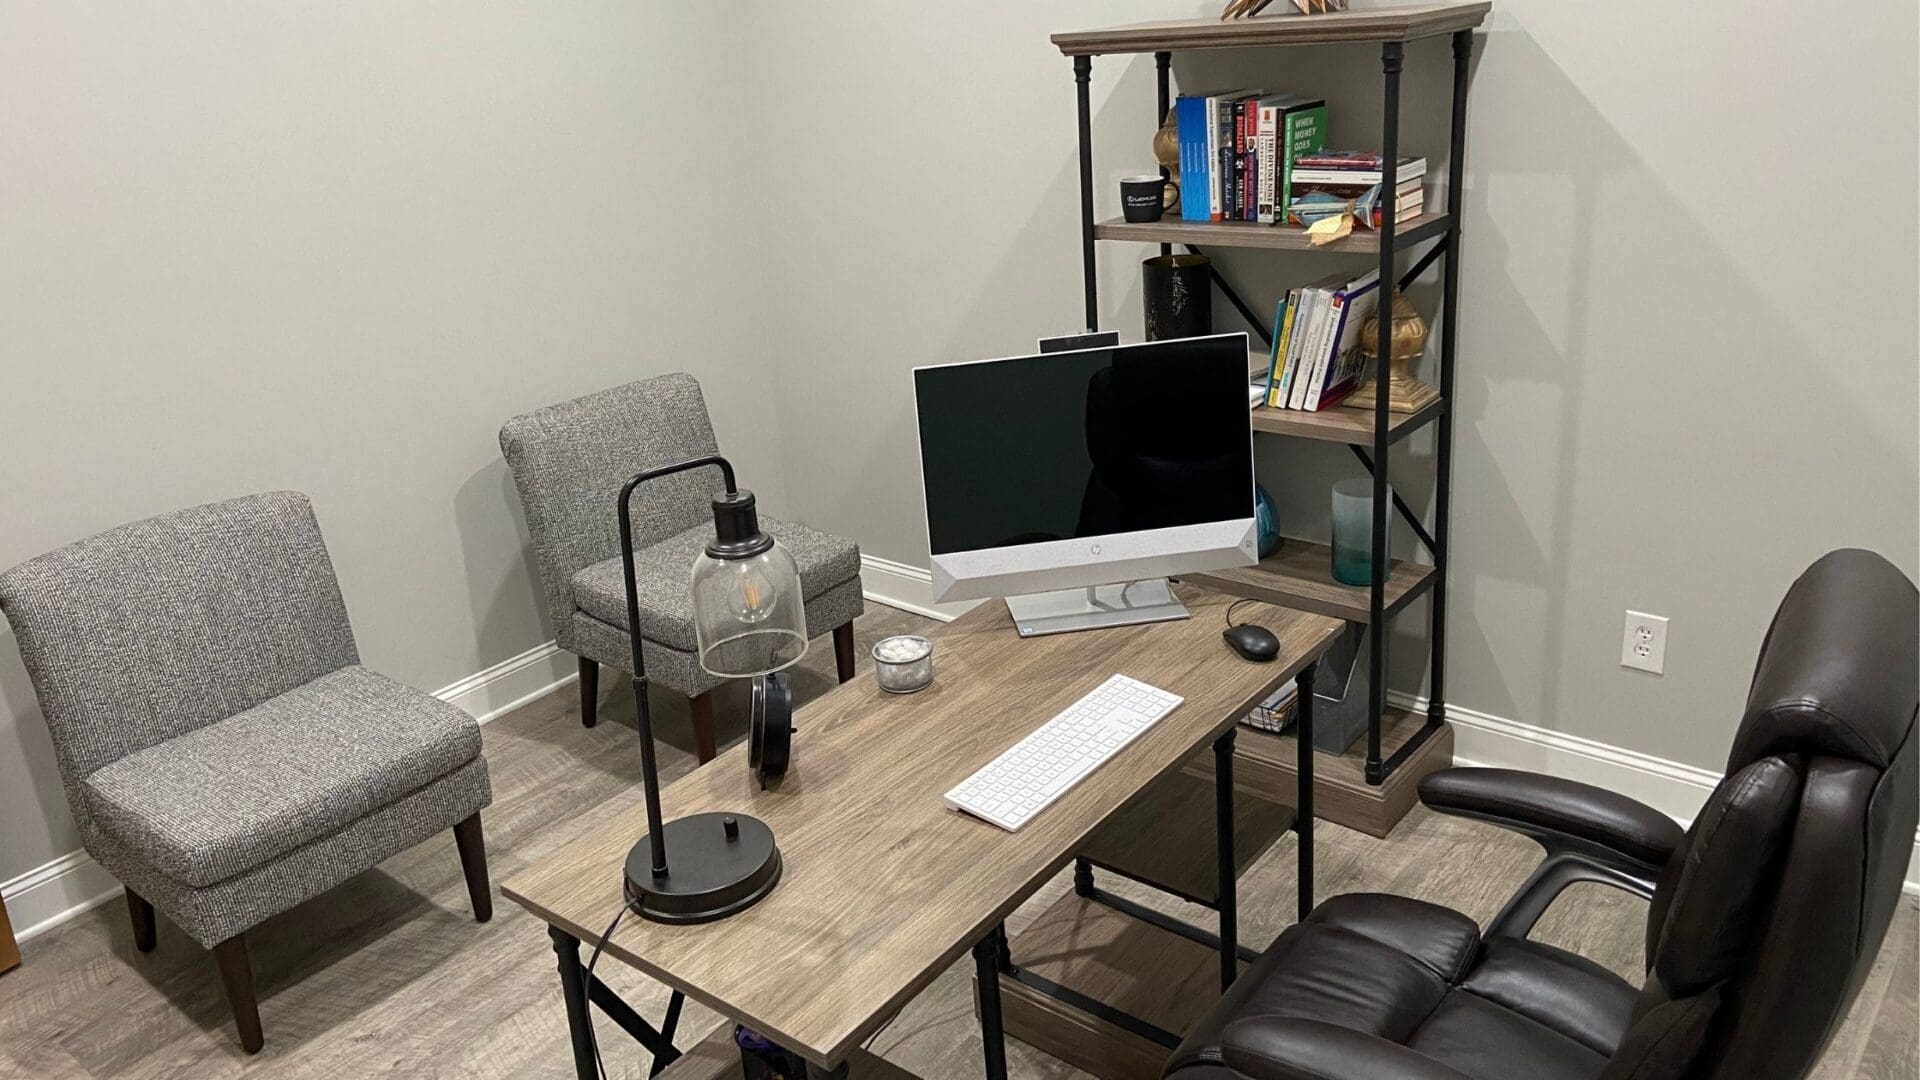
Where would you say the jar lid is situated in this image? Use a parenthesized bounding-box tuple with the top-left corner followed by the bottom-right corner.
(871, 635, 933, 664)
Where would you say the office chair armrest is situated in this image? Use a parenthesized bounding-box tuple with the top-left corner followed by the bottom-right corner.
(1419, 767, 1682, 870)
(1222, 1019, 1475, 1080)
(1420, 767, 1681, 940)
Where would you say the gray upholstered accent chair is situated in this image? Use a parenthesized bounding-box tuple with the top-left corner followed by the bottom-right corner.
(0, 492, 493, 1054)
(500, 373, 864, 762)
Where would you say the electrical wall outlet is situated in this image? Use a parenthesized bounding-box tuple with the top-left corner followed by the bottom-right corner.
(1621, 610, 1669, 675)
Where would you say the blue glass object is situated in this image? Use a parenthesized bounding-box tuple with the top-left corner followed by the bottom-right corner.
(1254, 484, 1281, 558)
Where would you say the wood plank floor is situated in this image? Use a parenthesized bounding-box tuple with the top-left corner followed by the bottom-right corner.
(1, 602, 1912, 1079)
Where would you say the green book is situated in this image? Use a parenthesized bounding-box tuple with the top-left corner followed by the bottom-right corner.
(1274, 98, 1327, 226)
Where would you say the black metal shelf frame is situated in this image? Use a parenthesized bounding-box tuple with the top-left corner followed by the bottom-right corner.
(1071, 32, 1475, 787)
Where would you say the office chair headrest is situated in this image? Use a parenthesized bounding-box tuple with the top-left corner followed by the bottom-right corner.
(1729, 549, 1919, 774)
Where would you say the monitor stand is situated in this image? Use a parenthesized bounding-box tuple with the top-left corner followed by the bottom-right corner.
(1004, 579, 1190, 637)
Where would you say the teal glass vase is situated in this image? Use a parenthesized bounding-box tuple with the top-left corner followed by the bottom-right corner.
(1331, 479, 1386, 586)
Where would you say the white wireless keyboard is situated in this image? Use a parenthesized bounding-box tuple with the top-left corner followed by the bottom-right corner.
(944, 674, 1183, 831)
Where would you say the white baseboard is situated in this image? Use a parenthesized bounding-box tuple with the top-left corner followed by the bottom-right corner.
(435, 639, 576, 726)
(3, 640, 581, 944)
(0, 849, 123, 943)
(1399, 690, 1920, 894)
(860, 554, 981, 623)
(1388, 691, 1721, 823)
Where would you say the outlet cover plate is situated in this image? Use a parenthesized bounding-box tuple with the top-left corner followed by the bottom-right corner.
(1622, 610, 1669, 675)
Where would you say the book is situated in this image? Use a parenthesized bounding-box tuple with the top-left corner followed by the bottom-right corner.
(1233, 98, 1250, 221)
(1286, 274, 1347, 409)
(1287, 183, 1424, 228)
(1262, 293, 1290, 406)
(1213, 91, 1262, 221)
(1176, 94, 1212, 221)
(1251, 104, 1267, 220)
(1200, 89, 1266, 222)
(1303, 269, 1382, 410)
(1294, 151, 1416, 169)
(1268, 288, 1301, 407)
(1288, 282, 1336, 409)
(1259, 95, 1327, 226)
(1291, 156, 1427, 186)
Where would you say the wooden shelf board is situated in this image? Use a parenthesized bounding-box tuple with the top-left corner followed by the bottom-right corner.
(1079, 766, 1296, 906)
(1184, 709, 1455, 838)
(1052, 4, 1492, 55)
(1250, 397, 1443, 445)
(1182, 540, 1433, 623)
(994, 891, 1232, 1080)
(1095, 212, 1449, 254)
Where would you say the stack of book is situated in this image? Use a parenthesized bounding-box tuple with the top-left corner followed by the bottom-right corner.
(1175, 90, 1326, 224)
(1262, 267, 1382, 412)
(1285, 151, 1427, 229)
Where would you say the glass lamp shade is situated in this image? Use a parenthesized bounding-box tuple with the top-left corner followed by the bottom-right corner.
(691, 540, 808, 678)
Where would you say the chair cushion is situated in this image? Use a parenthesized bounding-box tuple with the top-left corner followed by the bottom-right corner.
(81, 665, 482, 887)
(571, 514, 860, 650)
(1167, 893, 1635, 1080)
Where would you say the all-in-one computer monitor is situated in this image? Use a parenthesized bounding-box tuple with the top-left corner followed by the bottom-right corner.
(913, 332, 1258, 636)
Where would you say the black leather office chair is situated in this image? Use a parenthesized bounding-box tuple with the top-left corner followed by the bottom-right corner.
(1166, 549, 1918, 1080)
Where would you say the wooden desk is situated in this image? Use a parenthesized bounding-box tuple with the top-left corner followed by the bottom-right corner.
(504, 586, 1340, 1078)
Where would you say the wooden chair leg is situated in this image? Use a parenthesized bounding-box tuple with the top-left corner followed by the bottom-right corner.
(691, 691, 717, 764)
(832, 622, 857, 684)
(125, 888, 156, 953)
(211, 934, 264, 1054)
(2, 892, 22, 973)
(578, 656, 599, 728)
(452, 813, 493, 923)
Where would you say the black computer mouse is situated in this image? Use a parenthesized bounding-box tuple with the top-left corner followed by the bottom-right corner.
(1223, 623, 1280, 662)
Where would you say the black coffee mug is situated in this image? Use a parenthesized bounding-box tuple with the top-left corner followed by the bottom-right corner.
(1120, 175, 1177, 223)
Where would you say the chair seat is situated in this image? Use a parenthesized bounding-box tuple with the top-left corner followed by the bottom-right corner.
(570, 513, 861, 651)
(1167, 894, 1637, 1080)
(81, 665, 483, 888)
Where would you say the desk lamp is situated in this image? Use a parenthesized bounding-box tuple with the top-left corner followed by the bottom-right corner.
(617, 454, 803, 923)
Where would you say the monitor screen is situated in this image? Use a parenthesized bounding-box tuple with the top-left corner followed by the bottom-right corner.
(914, 334, 1254, 557)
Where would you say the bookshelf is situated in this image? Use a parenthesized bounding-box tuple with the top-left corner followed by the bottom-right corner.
(1093, 210, 1451, 252)
(1052, 5, 1488, 833)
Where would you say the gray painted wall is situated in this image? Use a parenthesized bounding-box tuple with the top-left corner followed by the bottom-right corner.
(0, 5, 789, 888)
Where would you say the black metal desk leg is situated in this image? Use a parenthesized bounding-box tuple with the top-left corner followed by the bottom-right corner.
(549, 926, 598, 1080)
(1073, 55, 1097, 331)
(1214, 727, 1238, 991)
(972, 925, 1010, 1080)
(1295, 663, 1318, 921)
(807, 1062, 850, 1080)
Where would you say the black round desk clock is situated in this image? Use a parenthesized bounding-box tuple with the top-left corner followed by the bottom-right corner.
(749, 671, 793, 788)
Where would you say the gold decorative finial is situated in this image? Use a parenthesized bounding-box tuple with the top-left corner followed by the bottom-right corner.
(1345, 290, 1440, 414)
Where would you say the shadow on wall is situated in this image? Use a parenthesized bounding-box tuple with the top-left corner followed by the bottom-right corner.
(0, 636, 81, 865)
(452, 459, 553, 659)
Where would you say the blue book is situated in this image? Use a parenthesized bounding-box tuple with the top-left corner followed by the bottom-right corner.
(1176, 95, 1210, 222)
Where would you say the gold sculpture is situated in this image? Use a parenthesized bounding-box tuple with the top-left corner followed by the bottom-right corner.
(1221, 0, 1348, 19)
(1345, 290, 1439, 414)
(1153, 109, 1180, 211)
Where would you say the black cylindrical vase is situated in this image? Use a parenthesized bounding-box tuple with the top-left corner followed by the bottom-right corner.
(1142, 254, 1213, 340)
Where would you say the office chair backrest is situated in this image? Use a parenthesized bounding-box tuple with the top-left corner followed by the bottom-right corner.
(1608, 549, 1918, 1080)
(499, 373, 721, 633)
(0, 491, 359, 797)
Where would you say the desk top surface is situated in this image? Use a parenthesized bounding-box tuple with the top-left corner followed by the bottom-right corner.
(502, 585, 1341, 1066)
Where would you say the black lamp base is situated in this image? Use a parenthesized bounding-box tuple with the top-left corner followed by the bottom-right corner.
(623, 812, 782, 924)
